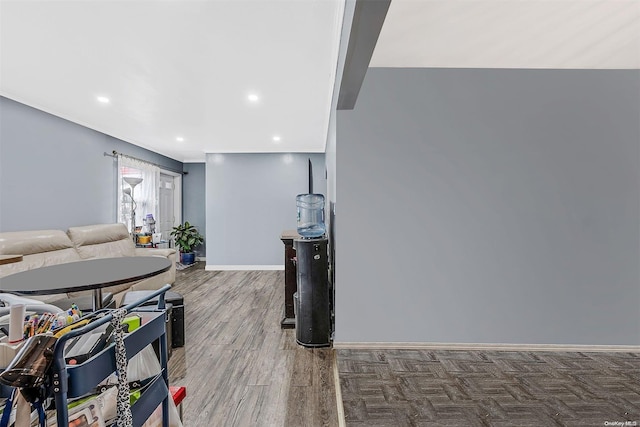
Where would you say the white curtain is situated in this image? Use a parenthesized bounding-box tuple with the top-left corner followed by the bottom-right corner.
(117, 156, 160, 233)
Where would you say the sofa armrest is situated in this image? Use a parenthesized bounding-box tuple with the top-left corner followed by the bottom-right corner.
(135, 248, 176, 258)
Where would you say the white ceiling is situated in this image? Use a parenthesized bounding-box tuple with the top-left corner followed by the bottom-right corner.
(2, 1, 638, 163)
(0, 0, 345, 162)
(373, 0, 640, 69)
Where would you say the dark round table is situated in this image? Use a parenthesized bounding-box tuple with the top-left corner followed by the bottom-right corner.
(0, 256, 171, 310)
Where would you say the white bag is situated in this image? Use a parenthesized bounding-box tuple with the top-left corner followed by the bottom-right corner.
(128, 345, 183, 427)
(127, 345, 161, 383)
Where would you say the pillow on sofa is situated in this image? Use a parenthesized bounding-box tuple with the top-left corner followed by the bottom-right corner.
(68, 223, 136, 259)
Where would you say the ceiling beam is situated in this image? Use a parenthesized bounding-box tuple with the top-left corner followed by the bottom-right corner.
(337, 0, 391, 110)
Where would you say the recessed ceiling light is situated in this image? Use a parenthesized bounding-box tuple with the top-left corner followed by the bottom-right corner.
(272, 136, 281, 143)
(96, 96, 110, 104)
(248, 93, 259, 102)
(176, 136, 185, 142)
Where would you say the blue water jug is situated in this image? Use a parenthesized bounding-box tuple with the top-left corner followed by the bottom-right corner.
(296, 194, 325, 238)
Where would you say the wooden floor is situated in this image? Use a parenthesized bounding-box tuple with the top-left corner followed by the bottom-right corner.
(168, 263, 339, 426)
(167, 264, 640, 426)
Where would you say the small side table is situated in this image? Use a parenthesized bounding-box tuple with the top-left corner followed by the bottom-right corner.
(280, 230, 299, 329)
(136, 243, 157, 248)
(0, 254, 23, 265)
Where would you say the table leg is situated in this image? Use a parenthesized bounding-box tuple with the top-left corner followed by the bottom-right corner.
(93, 288, 103, 311)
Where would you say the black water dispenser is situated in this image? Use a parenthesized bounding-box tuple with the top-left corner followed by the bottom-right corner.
(294, 236, 330, 347)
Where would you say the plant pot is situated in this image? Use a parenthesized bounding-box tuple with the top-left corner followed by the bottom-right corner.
(180, 252, 196, 265)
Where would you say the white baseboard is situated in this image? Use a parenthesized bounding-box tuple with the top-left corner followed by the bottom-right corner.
(205, 265, 284, 271)
(195, 256, 206, 262)
(332, 341, 640, 353)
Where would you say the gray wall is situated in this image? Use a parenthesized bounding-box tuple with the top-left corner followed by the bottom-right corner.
(326, 0, 356, 288)
(205, 153, 326, 267)
(0, 96, 183, 232)
(336, 68, 640, 345)
(182, 163, 206, 258)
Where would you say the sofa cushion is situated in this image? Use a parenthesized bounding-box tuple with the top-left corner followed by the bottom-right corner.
(0, 230, 82, 279)
(68, 223, 136, 259)
(0, 229, 82, 303)
(0, 229, 75, 256)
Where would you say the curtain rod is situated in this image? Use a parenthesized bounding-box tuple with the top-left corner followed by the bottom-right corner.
(104, 150, 187, 175)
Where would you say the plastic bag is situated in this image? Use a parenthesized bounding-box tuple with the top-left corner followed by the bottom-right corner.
(97, 344, 161, 389)
(95, 345, 182, 426)
(45, 387, 114, 427)
(127, 345, 161, 383)
(127, 345, 183, 427)
(141, 401, 183, 427)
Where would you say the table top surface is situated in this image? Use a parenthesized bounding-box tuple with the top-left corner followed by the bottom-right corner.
(280, 230, 301, 241)
(0, 256, 171, 295)
(0, 255, 23, 265)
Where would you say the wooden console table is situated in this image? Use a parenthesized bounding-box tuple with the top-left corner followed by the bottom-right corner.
(280, 230, 299, 329)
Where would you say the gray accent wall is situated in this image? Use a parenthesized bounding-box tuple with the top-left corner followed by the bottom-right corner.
(0, 96, 183, 232)
(336, 68, 640, 345)
(182, 163, 206, 258)
(205, 153, 326, 267)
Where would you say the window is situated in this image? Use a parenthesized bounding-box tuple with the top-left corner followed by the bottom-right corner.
(117, 156, 160, 233)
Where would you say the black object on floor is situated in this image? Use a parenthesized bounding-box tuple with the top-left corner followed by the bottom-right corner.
(137, 303, 173, 360)
(122, 290, 185, 348)
(293, 237, 330, 348)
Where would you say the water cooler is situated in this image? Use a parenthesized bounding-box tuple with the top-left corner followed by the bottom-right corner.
(294, 236, 330, 347)
(293, 193, 331, 347)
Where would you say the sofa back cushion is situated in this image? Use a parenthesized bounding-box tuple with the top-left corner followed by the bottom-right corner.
(0, 229, 81, 278)
(68, 223, 136, 259)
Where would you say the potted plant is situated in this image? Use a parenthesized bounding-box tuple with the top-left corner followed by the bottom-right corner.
(170, 221, 204, 265)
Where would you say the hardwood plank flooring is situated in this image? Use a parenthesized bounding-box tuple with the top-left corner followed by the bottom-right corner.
(167, 263, 339, 426)
(167, 263, 640, 426)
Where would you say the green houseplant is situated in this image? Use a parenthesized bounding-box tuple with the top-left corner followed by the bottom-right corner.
(170, 221, 204, 265)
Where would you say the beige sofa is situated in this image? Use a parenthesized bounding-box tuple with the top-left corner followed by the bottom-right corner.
(0, 223, 176, 307)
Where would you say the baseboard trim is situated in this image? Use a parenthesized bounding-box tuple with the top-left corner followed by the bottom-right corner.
(332, 352, 346, 427)
(205, 265, 284, 271)
(332, 341, 640, 353)
(195, 256, 206, 262)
